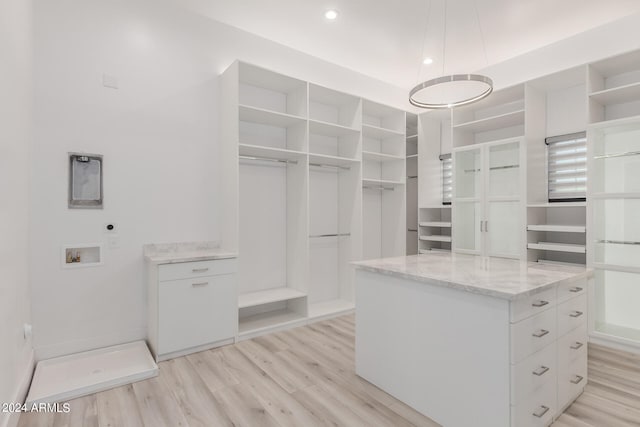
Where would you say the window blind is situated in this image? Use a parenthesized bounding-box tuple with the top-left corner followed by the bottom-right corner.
(546, 131, 587, 202)
(440, 153, 452, 205)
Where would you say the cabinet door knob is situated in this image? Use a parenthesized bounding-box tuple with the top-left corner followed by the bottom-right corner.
(569, 286, 583, 293)
(532, 329, 550, 338)
(570, 375, 584, 384)
(532, 405, 550, 418)
(532, 365, 550, 376)
(569, 310, 583, 318)
(532, 300, 549, 307)
(570, 342, 584, 350)
(192, 268, 209, 273)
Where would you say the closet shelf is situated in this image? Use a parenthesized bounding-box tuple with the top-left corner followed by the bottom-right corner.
(406, 154, 418, 159)
(527, 202, 586, 208)
(362, 124, 404, 139)
(362, 178, 404, 187)
(527, 224, 586, 233)
(309, 119, 360, 137)
(421, 205, 452, 209)
(419, 235, 452, 242)
(419, 221, 452, 228)
(362, 151, 405, 162)
(453, 109, 525, 133)
(419, 248, 450, 254)
(239, 104, 306, 128)
(406, 134, 418, 139)
(238, 287, 306, 309)
(238, 309, 306, 336)
(589, 81, 640, 105)
(239, 144, 306, 161)
(309, 153, 359, 168)
(527, 242, 586, 254)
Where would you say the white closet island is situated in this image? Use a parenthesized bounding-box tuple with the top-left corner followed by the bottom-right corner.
(353, 252, 590, 427)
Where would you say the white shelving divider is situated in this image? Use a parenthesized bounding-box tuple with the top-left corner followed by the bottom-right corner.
(406, 113, 419, 255)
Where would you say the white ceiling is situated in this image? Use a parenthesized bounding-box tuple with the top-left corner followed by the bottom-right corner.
(181, 0, 640, 89)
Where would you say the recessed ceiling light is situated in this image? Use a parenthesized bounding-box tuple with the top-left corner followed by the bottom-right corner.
(325, 9, 338, 20)
(423, 57, 434, 65)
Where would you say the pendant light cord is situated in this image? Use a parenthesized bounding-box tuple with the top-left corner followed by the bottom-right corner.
(473, 0, 489, 66)
(415, 0, 433, 84)
(441, 0, 447, 77)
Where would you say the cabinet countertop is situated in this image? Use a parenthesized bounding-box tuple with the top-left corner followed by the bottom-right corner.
(352, 252, 591, 300)
(143, 242, 237, 265)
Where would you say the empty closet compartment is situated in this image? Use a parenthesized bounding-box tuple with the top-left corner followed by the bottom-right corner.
(238, 62, 307, 152)
(526, 204, 586, 264)
(237, 151, 308, 338)
(308, 161, 360, 319)
(593, 268, 640, 343)
(308, 83, 361, 161)
(591, 121, 640, 194)
(592, 198, 640, 268)
(362, 100, 405, 184)
(418, 207, 452, 253)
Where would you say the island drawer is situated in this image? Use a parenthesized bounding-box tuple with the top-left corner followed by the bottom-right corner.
(558, 353, 587, 411)
(159, 258, 236, 282)
(558, 323, 588, 368)
(511, 378, 557, 427)
(557, 294, 587, 336)
(510, 287, 557, 323)
(557, 277, 587, 303)
(511, 342, 556, 405)
(511, 308, 557, 364)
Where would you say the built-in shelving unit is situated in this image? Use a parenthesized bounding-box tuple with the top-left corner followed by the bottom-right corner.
(221, 61, 409, 338)
(526, 204, 587, 264)
(418, 207, 452, 252)
(406, 113, 418, 255)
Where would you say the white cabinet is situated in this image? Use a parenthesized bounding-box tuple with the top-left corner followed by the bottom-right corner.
(147, 258, 237, 361)
(452, 138, 525, 258)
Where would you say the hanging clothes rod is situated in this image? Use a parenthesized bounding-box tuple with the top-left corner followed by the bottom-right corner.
(595, 239, 640, 245)
(593, 150, 640, 160)
(490, 164, 519, 171)
(407, 175, 418, 179)
(239, 155, 298, 165)
(309, 233, 351, 238)
(407, 228, 418, 232)
(309, 162, 351, 170)
(363, 185, 395, 191)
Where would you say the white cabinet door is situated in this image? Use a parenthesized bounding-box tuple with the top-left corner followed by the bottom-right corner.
(158, 273, 236, 355)
(453, 139, 524, 258)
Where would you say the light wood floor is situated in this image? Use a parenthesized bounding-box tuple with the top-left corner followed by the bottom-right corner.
(18, 315, 640, 427)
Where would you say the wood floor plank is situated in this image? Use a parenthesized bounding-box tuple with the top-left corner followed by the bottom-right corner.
(292, 384, 368, 427)
(211, 382, 280, 427)
(131, 377, 189, 427)
(159, 357, 234, 427)
(51, 394, 98, 427)
(185, 349, 240, 392)
(96, 384, 144, 427)
(564, 391, 640, 427)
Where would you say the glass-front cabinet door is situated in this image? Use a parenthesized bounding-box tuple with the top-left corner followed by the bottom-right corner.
(486, 140, 522, 258)
(453, 147, 482, 254)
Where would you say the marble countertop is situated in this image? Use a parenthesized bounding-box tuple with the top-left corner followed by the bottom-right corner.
(143, 241, 237, 264)
(352, 252, 592, 300)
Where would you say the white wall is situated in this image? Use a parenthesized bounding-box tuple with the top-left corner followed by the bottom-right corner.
(31, 0, 408, 359)
(0, 0, 33, 426)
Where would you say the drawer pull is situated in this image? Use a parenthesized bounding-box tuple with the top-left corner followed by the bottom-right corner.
(569, 286, 583, 293)
(192, 282, 209, 287)
(532, 329, 550, 338)
(532, 405, 550, 418)
(570, 375, 584, 384)
(570, 341, 584, 350)
(569, 310, 584, 318)
(192, 268, 209, 273)
(532, 300, 549, 308)
(532, 365, 550, 376)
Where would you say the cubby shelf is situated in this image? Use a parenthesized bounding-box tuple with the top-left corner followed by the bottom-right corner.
(527, 202, 586, 208)
(362, 178, 404, 186)
(453, 109, 525, 133)
(589, 82, 640, 106)
(362, 151, 404, 162)
(309, 119, 360, 137)
(239, 104, 306, 127)
(526, 224, 586, 233)
(527, 242, 586, 254)
(362, 124, 404, 139)
(239, 144, 306, 161)
(420, 235, 452, 242)
(419, 221, 452, 227)
(238, 309, 306, 336)
(238, 287, 306, 309)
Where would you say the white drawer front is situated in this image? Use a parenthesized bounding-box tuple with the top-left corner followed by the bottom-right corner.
(558, 323, 588, 368)
(158, 274, 236, 355)
(511, 343, 557, 405)
(558, 353, 587, 411)
(557, 294, 587, 337)
(557, 277, 587, 303)
(511, 287, 557, 323)
(511, 308, 557, 364)
(159, 258, 237, 282)
(511, 379, 556, 427)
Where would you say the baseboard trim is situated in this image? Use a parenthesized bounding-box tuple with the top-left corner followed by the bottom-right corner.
(5, 349, 35, 427)
(35, 328, 146, 361)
